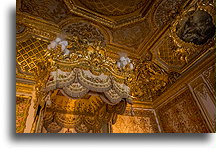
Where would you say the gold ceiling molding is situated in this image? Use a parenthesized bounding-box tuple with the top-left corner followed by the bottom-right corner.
(151, 32, 186, 73)
(58, 18, 111, 43)
(16, 63, 35, 82)
(64, 0, 155, 28)
(16, 20, 57, 45)
(16, 0, 198, 58)
(150, 0, 215, 73)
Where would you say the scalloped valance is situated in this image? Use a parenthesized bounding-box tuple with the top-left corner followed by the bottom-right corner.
(44, 68, 131, 105)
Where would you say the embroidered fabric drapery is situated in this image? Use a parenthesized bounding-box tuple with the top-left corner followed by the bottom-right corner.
(44, 68, 131, 105)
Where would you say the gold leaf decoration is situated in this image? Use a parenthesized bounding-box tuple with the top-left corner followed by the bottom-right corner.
(16, 37, 48, 73)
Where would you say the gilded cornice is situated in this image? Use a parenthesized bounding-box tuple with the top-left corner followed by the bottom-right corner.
(16, 83, 34, 95)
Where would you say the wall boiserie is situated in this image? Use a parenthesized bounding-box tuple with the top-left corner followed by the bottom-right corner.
(156, 89, 210, 133)
(112, 108, 160, 133)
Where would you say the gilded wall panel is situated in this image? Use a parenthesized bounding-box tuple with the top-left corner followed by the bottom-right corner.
(16, 96, 32, 133)
(157, 89, 210, 133)
(189, 76, 215, 131)
(112, 109, 159, 133)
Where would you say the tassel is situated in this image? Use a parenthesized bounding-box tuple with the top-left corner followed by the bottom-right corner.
(46, 93, 52, 106)
(130, 104, 135, 116)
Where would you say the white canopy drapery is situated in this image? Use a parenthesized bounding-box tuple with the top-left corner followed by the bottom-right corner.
(44, 68, 131, 105)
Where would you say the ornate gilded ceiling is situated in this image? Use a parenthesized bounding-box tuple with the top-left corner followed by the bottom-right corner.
(16, 0, 215, 102)
(16, 0, 195, 57)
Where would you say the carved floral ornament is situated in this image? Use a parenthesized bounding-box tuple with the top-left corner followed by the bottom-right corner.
(170, 2, 215, 63)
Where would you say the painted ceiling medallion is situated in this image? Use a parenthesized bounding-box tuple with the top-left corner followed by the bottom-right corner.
(170, 4, 215, 63)
(176, 10, 215, 45)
